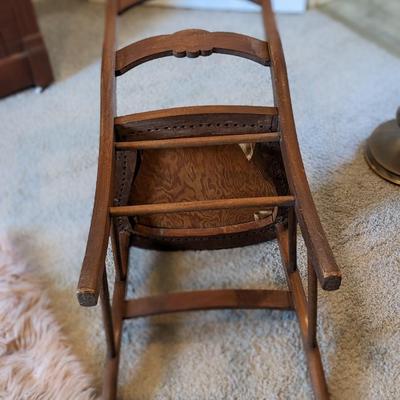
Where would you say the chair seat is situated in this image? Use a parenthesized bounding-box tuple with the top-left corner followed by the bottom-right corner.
(115, 142, 288, 250)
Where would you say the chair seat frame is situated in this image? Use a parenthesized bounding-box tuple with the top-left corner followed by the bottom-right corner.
(77, 1, 342, 399)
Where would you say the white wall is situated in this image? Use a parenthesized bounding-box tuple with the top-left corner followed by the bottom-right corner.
(145, 0, 307, 13)
(89, 0, 309, 13)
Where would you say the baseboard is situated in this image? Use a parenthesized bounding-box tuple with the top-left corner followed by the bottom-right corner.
(89, 0, 308, 13)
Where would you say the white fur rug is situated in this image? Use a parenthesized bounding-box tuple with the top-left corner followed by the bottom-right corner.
(0, 237, 96, 400)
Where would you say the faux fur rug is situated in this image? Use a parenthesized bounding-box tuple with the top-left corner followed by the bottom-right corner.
(0, 237, 96, 400)
(1, 1, 400, 399)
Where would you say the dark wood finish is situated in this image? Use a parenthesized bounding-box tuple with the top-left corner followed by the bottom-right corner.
(116, 29, 270, 75)
(0, 0, 53, 97)
(77, 1, 342, 398)
(125, 289, 293, 319)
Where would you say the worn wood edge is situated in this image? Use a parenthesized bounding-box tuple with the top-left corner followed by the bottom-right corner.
(77, 288, 98, 307)
(320, 272, 342, 291)
(275, 224, 341, 291)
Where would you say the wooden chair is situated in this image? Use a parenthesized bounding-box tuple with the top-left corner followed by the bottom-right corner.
(77, 1, 342, 399)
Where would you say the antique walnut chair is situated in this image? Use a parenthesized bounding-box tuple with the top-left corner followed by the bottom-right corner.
(77, 0, 342, 398)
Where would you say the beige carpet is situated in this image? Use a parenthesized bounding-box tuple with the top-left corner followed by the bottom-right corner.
(0, 0, 399, 399)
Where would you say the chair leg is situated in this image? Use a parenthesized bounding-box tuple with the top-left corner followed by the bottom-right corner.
(102, 279, 125, 400)
(102, 279, 126, 400)
(118, 230, 130, 281)
(307, 256, 317, 349)
(110, 222, 123, 281)
(305, 256, 329, 400)
(276, 224, 330, 400)
(287, 207, 297, 272)
(101, 230, 131, 400)
(100, 268, 116, 358)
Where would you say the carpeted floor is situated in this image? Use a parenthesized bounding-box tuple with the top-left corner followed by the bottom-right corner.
(1, 1, 399, 399)
(320, 0, 400, 58)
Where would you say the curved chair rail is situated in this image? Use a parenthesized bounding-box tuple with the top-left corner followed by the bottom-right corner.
(261, 1, 341, 291)
(116, 29, 270, 75)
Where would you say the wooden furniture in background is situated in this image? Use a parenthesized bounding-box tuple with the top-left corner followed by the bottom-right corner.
(77, 0, 342, 398)
(0, 0, 53, 98)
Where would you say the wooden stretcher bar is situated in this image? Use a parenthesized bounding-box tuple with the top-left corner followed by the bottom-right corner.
(114, 132, 281, 149)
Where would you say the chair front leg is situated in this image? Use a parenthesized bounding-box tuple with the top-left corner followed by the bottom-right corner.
(307, 255, 318, 349)
(100, 267, 116, 358)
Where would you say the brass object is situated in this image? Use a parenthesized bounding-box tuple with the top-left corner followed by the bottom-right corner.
(365, 108, 400, 185)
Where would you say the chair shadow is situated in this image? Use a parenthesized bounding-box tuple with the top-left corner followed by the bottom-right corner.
(119, 250, 185, 399)
(118, 240, 303, 398)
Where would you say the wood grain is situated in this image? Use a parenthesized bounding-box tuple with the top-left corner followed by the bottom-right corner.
(128, 145, 283, 231)
(116, 29, 270, 75)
